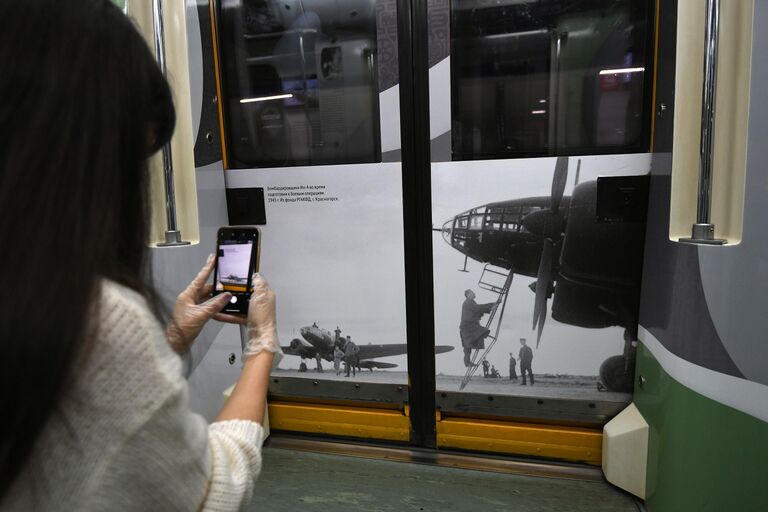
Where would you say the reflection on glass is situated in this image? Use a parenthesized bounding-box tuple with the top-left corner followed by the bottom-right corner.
(219, 0, 380, 168)
(451, 0, 652, 160)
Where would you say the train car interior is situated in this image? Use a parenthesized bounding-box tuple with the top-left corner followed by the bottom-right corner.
(4, 0, 766, 510)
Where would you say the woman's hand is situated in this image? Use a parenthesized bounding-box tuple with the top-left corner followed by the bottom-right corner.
(215, 274, 280, 358)
(166, 255, 233, 354)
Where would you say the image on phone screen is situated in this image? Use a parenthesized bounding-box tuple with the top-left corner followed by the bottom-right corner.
(215, 240, 253, 294)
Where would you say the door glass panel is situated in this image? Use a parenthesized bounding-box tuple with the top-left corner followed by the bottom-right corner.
(430, 0, 653, 416)
(219, 0, 381, 168)
(219, 1, 409, 394)
(450, 0, 651, 160)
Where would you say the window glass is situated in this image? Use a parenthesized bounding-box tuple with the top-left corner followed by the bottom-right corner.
(450, 0, 652, 160)
(219, 0, 380, 168)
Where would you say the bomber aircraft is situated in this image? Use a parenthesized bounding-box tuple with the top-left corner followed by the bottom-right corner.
(282, 323, 454, 372)
(435, 157, 647, 392)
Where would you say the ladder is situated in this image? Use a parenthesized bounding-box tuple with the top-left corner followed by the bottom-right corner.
(460, 265, 514, 390)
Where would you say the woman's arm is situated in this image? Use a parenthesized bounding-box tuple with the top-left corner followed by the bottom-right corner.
(214, 273, 280, 424)
(166, 259, 280, 423)
(216, 351, 273, 423)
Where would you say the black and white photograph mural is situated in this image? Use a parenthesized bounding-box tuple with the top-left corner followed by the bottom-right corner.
(218, 0, 654, 404)
(227, 164, 418, 385)
(432, 154, 651, 400)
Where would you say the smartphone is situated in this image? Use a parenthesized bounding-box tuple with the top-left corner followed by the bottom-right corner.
(213, 226, 261, 314)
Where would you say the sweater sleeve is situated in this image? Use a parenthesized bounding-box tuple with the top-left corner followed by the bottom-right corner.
(205, 420, 266, 511)
(94, 383, 265, 512)
(91, 282, 266, 512)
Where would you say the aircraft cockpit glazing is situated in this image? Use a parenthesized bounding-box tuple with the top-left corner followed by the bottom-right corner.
(442, 205, 543, 254)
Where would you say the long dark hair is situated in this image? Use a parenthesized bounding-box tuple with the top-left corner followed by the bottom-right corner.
(0, 0, 175, 498)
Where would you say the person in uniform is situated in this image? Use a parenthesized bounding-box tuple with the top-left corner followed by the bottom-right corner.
(334, 326, 342, 345)
(490, 365, 500, 378)
(508, 353, 518, 381)
(344, 336, 360, 377)
(459, 290, 496, 367)
(519, 338, 534, 385)
(333, 343, 345, 376)
(482, 359, 490, 377)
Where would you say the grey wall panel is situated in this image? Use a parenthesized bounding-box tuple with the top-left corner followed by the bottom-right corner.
(376, 0, 400, 91)
(697, 0, 768, 386)
(376, 0, 448, 93)
(191, 0, 223, 167)
(150, 162, 231, 378)
(639, 166, 743, 377)
(427, 0, 449, 67)
(640, 0, 768, 387)
(187, 0, 203, 141)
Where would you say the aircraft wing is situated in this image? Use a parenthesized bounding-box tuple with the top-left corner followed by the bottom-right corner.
(357, 344, 455, 360)
(359, 360, 398, 369)
(357, 344, 408, 359)
(282, 338, 318, 359)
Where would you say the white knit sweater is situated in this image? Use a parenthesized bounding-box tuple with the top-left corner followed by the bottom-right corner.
(3, 281, 264, 511)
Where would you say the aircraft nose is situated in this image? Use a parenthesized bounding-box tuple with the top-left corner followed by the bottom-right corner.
(300, 327, 309, 337)
(442, 219, 453, 245)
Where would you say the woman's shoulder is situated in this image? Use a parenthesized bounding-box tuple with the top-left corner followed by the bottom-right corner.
(95, 279, 167, 346)
(98, 279, 157, 324)
(85, 279, 183, 396)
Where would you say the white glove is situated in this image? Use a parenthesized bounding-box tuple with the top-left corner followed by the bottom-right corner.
(243, 273, 281, 358)
(167, 255, 234, 354)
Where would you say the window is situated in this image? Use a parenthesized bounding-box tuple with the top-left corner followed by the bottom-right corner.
(219, 0, 380, 168)
(450, 0, 652, 160)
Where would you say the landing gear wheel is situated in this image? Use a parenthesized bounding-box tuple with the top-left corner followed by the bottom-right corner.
(599, 355, 634, 393)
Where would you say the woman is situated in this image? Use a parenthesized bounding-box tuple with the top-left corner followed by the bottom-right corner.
(0, 1, 279, 510)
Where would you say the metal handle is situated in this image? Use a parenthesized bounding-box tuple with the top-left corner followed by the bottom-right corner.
(152, 0, 189, 246)
(681, 0, 726, 245)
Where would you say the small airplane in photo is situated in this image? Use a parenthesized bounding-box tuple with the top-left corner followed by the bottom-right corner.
(282, 323, 454, 372)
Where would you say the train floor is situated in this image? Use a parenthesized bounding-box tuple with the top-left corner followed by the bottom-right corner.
(248, 446, 641, 512)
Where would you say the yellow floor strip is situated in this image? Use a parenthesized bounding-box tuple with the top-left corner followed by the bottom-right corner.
(437, 417, 602, 465)
(268, 402, 410, 442)
(266, 402, 603, 464)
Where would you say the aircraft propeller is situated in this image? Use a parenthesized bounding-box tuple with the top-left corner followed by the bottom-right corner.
(550, 156, 569, 213)
(521, 156, 569, 239)
(527, 157, 569, 347)
(532, 239, 554, 347)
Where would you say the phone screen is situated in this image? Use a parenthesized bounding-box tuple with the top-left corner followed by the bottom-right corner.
(214, 228, 259, 314)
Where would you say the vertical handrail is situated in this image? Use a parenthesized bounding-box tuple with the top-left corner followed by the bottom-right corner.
(683, 0, 725, 245)
(697, 0, 719, 224)
(153, 0, 189, 246)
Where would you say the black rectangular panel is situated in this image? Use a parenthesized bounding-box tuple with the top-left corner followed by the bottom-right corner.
(596, 174, 650, 223)
(226, 187, 267, 225)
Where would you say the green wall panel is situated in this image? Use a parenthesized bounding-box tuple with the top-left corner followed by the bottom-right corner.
(634, 343, 768, 511)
